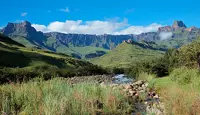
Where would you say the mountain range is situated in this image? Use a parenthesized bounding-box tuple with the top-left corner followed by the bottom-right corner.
(1, 20, 200, 60)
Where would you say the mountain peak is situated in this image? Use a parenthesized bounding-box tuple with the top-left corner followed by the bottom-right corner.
(21, 21, 31, 26)
(172, 20, 187, 28)
(1, 21, 37, 38)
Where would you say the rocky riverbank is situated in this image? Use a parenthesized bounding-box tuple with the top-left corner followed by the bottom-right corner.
(67, 75, 165, 114)
(102, 80, 165, 115)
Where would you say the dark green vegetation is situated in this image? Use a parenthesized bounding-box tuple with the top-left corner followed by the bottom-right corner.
(91, 40, 164, 68)
(0, 34, 108, 83)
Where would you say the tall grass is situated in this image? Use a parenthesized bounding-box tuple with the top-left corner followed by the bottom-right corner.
(0, 78, 132, 115)
(158, 67, 200, 115)
(137, 72, 156, 82)
(160, 87, 200, 115)
(137, 72, 156, 89)
(170, 67, 200, 86)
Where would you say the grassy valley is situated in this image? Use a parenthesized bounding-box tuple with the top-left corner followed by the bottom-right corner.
(91, 40, 164, 68)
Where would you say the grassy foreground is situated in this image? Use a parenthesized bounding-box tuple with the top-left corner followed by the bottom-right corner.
(0, 78, 133, 115)
(149, 67, 200, 115)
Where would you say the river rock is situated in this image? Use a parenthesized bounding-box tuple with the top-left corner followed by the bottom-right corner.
(134, 80, 145, 86)
(129, 91, 137, 96)
(124, 84, 133, 90)
(154, 94, 159, 99)
(145, 83, 148, 87)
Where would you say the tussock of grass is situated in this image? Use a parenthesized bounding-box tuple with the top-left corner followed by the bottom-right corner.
(0, 78, 133, 115)
(160, 87, 200, 115)
(153, 67, 200, 115)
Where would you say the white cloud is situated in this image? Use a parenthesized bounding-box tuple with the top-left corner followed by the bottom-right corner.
(114, 23, 163, 35)
(159, 32, 173, 40)
(32, 19, 163, 35)
(32, 24, 49, 32)
(60, 7, 70, 12)
(21, 12, 27, 17)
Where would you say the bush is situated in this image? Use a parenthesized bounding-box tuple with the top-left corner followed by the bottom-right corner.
(126, 48, 178, 78)
(112, 67, 124, 74)
(170, 67, 200, 85)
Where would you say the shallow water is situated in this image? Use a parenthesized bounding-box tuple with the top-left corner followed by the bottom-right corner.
(112, 74, 133, 84)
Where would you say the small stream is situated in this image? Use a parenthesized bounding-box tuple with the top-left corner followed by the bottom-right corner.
(112, 74, 134, 84)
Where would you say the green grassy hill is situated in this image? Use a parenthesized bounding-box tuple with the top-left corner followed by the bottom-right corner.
(91, 41, 164, 68)
(0, 34, 107, 83)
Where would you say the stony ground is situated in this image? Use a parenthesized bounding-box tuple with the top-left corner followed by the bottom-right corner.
(101, 80, 165, 115)
(66, 75, 113, 84)
(67, 75, 165, 115)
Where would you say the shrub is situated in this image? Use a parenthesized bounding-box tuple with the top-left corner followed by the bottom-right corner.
(112, 67, 124, 74)
(126, 48, 180, 78)
(170, 67, 200, 85)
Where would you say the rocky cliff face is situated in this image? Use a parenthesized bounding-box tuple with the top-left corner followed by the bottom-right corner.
(172, 20, 187, 28)
(45, 32, 137, 49)
(1, 21, 45, 42)
(158, 26, 172, 32)
(2, 21, 35, 37)
(158, 20, 190, 33)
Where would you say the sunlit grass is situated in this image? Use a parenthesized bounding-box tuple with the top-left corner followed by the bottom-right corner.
(0, 78, 132, 115)
(152, 67, 200, 115)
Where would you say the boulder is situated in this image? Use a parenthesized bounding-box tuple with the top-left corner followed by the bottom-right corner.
(124, 84, 133, 90)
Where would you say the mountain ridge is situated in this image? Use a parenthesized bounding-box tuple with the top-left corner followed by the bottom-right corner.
(1, 20, 200, 59)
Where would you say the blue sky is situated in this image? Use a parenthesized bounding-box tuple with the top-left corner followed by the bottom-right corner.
(1, 0, 200, 34)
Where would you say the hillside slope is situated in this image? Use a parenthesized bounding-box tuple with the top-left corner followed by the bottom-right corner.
(91, 40, 164, 68)
(0, 35, 107, 83)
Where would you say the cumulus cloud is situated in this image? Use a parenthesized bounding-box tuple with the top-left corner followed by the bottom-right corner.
(159, 32, 173, 40)
(32, 24, 49, 32)
(60, 7, 70, 12)
(114, 23, 163, 35)
(32, 19, 163, 35)
(21, 12, 27, 17)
